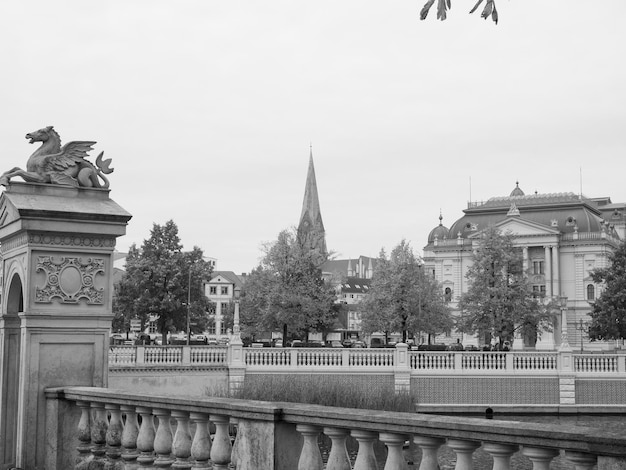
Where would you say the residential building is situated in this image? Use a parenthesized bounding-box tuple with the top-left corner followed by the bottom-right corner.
(423, 182, 623, 350)
(204, 270, 245, 339)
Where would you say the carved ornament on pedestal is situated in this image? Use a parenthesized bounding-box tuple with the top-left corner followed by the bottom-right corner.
(35, 256, 105, 304)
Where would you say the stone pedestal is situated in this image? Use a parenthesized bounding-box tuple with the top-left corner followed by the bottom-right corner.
(0, 182, 131, 469)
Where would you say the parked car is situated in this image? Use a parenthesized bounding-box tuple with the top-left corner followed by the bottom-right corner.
(464, 344, 480, 351)
(351, 340, 367, 348)
(417, 344, 447, 351)
(447, 343, 464, 351)
(341, 339, 353, 348)
(273, 339, 283, 348)
(327, 340, 344, 348)
(289, 340, 303, 347)
(109, 334, 125, 346)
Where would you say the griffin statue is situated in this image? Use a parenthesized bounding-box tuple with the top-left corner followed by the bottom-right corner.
(0, 126, 113, 188)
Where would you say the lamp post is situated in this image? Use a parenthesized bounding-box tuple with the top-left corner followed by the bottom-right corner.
(232, 285, 242, 345)
(186, 267, 192, 346)
(558, 295, 571, 351)
(186, 259, 198, 346)
(576, 319, 585, 353)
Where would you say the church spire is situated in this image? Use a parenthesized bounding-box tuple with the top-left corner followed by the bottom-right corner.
(297, 146, 327, 260)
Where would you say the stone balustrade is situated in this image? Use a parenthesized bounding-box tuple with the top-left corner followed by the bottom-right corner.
(45, 386, 626, 470)
(109, 345, 626, 375)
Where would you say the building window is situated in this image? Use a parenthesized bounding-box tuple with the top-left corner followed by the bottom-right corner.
(221, 286, 229, 295)
(533, 261, 544, 275)
(207, 323, 216, 335)
(587, 284, 595, 301)
(444, 287, 452, 302)
(220, 323, 228, 335)
(209, 286, 217, 295)
(221, 302, 228, 312)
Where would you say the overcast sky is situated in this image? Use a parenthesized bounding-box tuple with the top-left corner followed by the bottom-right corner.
(3, 1, 625, 274)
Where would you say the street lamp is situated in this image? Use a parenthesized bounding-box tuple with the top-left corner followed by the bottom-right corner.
(576, 319, 585, 353)
(558, 295, 571, 351)
(186, 259, 198, 346)
(186, 267, 192, 346)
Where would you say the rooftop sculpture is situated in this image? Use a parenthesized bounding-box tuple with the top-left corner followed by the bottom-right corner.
(0, 126, 113, 188)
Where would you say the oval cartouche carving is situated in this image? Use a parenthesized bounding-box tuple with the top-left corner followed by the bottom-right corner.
(59, 266, 82, 297)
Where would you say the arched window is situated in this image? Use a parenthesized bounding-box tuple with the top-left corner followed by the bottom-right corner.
(444, 287, 452, 302)
(587, 284, 595, 301)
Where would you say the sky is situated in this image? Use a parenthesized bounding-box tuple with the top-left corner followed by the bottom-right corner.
(2, 1, 625, 275)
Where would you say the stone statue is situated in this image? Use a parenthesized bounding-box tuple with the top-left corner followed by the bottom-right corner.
(0, 126, 113, 188)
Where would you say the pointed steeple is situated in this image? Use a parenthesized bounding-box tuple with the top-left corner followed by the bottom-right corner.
(297, 146, 327, 259)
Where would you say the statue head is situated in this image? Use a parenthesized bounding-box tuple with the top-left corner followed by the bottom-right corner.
(25, 126, 58, 144)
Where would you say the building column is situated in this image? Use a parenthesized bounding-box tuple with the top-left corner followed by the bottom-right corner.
(523, 246, 529, 274)
(544, 245, 553, 298)
(552, 245, 560, 297)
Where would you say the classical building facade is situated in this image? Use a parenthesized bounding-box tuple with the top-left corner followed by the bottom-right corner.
(423, 183, 622, 350)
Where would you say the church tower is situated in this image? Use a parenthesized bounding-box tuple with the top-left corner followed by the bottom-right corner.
(297, 147, 327, 260)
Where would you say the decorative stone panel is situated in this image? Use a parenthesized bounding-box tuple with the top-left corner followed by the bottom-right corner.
(1, 233, 28, 253)
(35, 255, 106, 304)
(29, 232, 116, 248)
(576, 379, 626, 404)
(412, 377, 560, 404)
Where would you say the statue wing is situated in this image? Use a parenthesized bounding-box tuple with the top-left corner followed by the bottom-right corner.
(43, 141, 97, 172)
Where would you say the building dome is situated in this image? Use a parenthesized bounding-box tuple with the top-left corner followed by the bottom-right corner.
(428, 214, 450, 242)
(510, 181, 525, 197)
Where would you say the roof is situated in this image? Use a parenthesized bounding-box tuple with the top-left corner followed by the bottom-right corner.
(209, 271, 244, 288)
(321, 256, 377, 277)
(448, 185, 608, 238)
(428, 214, 450, 242)
(339, 277, 371, 294)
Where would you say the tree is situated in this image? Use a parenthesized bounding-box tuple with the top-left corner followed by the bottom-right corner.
(360, 240, 452, 343)
(457, 226, 554, 347)
(588, 241, 626, 341)
(420, 0, 499, 24)
(113, 220, 214, 343)
(240, 228, 340, 342)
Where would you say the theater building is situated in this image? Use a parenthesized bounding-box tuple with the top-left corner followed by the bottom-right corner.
(423, 182, 623, 350)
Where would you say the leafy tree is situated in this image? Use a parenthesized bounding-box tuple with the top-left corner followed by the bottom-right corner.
(420, 0, 499, 24)
(457, 226, 554, 347)
(588, 241, 626, 341)
(240, 228, 340, 341)
(360, 240, 452, 343)
(113, 220, 214, 343)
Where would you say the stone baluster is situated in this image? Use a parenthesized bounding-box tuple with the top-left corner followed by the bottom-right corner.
(189, 412, 212, 469)
(350, 430, 378, 470)
(104, 403, 124, 469)
(171, 410, 192, 469)
(120, 405, 140, 466)
(154, 408, 174, 468)
(521, 447, 560, 470)
(210, 414, 233, 470)
(482, 443, 518, 470)
(75, 400, 92, 469)
(564, 451, 597, 470)
(230, 417, 240, 469)
(91, 402, 109, 465)
(413, 436, 445, 470)
(378, 432, 409, 470)
(296, 424, 323, 470)
(323, 427, 351, 470)
(136, 406, 157, 467)
(446, 439, 480, 470)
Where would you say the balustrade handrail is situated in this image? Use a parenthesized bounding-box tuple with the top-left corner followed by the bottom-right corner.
(47, 386, 626, 459)
(109, 345, 626, 375)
